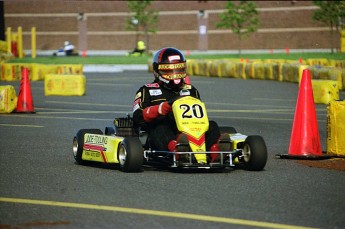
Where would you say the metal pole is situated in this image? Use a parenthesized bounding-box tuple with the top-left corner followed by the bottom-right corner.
(6, 27, 11, 53)
(198, 10, 208, 51)
(17, 27, 23, 58)
(31, 27, 36, 58)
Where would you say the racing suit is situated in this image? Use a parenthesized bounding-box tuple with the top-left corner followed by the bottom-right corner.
(132, 80, 220, 151)
(64, 43, 75, 56)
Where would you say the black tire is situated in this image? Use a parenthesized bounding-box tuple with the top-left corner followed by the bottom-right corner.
(73, 129, 103, 165)
(241, 135, 267, 171)
(118, 137, 143, 172)
(219, 126, 237, 134)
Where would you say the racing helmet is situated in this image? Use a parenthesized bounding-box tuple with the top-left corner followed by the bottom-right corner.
(152, 47, 187, 91)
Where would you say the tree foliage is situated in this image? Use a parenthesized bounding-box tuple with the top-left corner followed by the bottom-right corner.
(313, 0, 345, 32)
(126, 0, 158, 52)
(216, 0, 259, 55)
(313, 0, 345, 52)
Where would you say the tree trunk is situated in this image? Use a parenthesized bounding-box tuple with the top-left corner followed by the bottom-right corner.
(330, 21, 334, 53)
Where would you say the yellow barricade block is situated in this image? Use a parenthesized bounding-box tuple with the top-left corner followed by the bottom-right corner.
(186, 59, 194, 76)
(0, 63, 31, 81)
(328, 59, 345, 68)
(244, 63, 254, 79)
(341, 69, 345, 90)
(235, 62, 246, 79)
(311, 80, 339, 104)
(327, 101, 345, 156)
(0, 40, 7, 52)
(57, 64, 83, 75)
(45, 74, 86, 96)
(219, 61, 244, 79)
(0, 85, 17, 113)
(147, 60, 153, 73)
(281, 63, 301, 83)
(263, 59, 285, 64)
(264, 63, 280, 81)
(191, 60, 201, 76)
(200, 60, 211, 76)
(329, 68, 343, 90)
(298, 65, 309, 83)
(206, 60, 217, 77)
(306, 58, 329, 67)
(31, 64, 59, 81)
(222, 61, 237, 78)
(309, 67, 343, 90)
(206, 60, 214, 77)
(253, 62, 265, 80)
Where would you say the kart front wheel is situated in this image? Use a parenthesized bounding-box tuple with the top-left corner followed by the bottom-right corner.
(73, 129, 103, 165)
(241, 135, 267, 171)
(118, 137, 143, 173)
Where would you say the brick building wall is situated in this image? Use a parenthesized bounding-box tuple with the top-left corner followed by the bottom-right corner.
(3, 0, 337, 52)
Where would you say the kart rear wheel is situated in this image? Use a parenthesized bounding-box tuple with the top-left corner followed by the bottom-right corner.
(118, 137, 143, 173)
(241, 135, 267, 171)
(73, 129, 103, 165)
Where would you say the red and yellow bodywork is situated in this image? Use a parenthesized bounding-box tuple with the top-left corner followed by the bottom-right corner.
(172, 96, 209, 163)
(82, 134, 124, 163)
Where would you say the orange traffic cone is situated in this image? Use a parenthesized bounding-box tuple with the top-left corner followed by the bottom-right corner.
(16, 67, 35, 113)
(277, 69, 329, 159)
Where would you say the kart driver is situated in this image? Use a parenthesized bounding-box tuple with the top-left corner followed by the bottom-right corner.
(132, 47, 225, 160)
(64, 41, 75, 56)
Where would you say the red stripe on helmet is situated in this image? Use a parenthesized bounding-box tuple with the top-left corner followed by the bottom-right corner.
(158, 48, 167, 62)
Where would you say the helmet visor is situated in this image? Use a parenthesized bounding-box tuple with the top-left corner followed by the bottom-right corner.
(158, 62, 186, 80)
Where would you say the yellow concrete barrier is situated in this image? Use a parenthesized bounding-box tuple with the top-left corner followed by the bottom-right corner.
(31, 64, 58, 81)
(57, 64, 83, 75)
(341, 69, 345, 90)
(253, 62, 265, 80)
(306, 58, 329, 67)
(222, 61, 238, 78)
(0, 40, 7, 52)
(200, 60, 211, 76)
(328, 59, 345, 68)
(206, 60, 217, 77)
(45, 74, 86, 96)
(309, 66, 343, 90)
(1, 63, 84, 81)
(264, 63, 280, 81)
(312, 80, 339, 104)
(281, 63, 303, 83)
(0, 63, 32, 81)
(147, 60, 153, 73)
(186, 59, 194, 76)
(0, 85, 17, 113)
(244, 62, 254, 79)
(327, 100, 345, 156)
(190, 59, 200, 76)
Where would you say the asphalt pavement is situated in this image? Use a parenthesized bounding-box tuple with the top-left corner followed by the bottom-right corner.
(0, 70, 344, 229)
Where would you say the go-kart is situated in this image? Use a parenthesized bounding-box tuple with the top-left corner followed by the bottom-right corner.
(72, 96, 267, 172)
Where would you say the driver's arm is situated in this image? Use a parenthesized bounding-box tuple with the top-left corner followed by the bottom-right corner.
(142, 101, 171, 122)
(133, 87, 171, 125)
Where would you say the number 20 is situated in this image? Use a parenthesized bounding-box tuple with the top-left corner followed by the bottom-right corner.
(180, 104, 204, 118)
